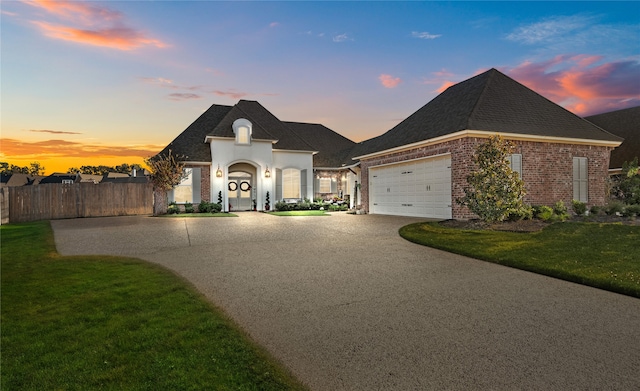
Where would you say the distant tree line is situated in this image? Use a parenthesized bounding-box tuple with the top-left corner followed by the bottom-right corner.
(66, 163, 144, 175)
(0, 162, 144, 176)
(0, 162, 45, 176)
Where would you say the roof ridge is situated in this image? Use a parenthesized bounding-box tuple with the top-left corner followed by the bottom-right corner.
(467, 68, 498, 130)
(234, 102, 278, 140)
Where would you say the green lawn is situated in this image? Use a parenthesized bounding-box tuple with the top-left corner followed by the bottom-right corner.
(268, 210, 329, 216)
(400, 221, 640, 298)
(1, 221, 306, 391)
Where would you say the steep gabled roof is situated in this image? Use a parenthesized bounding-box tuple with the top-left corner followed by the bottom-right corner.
(351, 68, 623, 159)
(586, 106, 639, 169)
(284, 122, 357, 167)
(158, 103, 233, 162)
(208, 100, 316, 152)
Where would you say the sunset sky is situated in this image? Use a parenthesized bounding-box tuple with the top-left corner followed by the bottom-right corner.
(2, 1, 639, 174)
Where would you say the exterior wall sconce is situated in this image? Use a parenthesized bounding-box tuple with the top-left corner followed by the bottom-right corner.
(265, 166, 271, 178)
(216, 165, 222, 178)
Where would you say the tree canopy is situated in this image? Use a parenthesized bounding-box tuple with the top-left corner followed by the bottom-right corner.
(0, 162, 45, 176)
(457, 135, 528, 222)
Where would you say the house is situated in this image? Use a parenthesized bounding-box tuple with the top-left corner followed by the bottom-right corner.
(101, 171, 150, 184)
(0, 173, 43, 187)
(157, 100, 359, 212)
(156, 68, 622, 219)
(585, 106, 639, 174)
(39, 173, 79, 184)
(350, 68, 623, 219)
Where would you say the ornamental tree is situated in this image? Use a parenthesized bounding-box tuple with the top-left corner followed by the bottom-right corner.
(145, 150, 188, 215)
(457, 135, 527, 222)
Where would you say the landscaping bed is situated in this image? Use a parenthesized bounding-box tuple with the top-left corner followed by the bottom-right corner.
(441, 214, 639, 232)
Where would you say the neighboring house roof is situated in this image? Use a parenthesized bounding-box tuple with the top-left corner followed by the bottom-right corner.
(208, 100, 316, 152)
(585, 106, 640, 169)
(284, 122, 357, 167)
(0, 173, 33, 187)
(78, 174, 103, 183)
(350, 68, 623, 159)
(102, 176, 150, 184)
(40, 173, 78, 184)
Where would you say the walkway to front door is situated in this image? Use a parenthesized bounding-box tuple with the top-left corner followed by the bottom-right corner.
(228, 171, 253, 211)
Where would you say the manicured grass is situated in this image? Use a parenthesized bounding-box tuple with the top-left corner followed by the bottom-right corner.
(400, 222, 640, 298)
(268, 210, 329, 216)
(158, 212, 238, 217)
(1, 221, 306, 391)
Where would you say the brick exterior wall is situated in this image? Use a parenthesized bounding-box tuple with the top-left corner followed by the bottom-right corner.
(313, 169, 351, 200)
(360, 137, 613, 219)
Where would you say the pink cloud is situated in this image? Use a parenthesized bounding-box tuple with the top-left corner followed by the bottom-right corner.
(436, 81, 455, 93)
(502, 56, 640, 115)
(33, 21, 166, 50)
(379, 74, 402, 88)
(168, 93, 201, 101)
(213, 90, 249, 99)
(26, 1, 167, 51)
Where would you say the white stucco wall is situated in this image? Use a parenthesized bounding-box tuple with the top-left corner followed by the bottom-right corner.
(273, 150, 314, 201)
(209, 138, 314, 210)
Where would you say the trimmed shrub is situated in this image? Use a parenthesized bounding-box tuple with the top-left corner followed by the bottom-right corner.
(572, 200, 587, 216)
(534, 205, 554, 221)
(198, 201, 222, 213)
(590, 205, 601, 215)
(622, 204, 640, 217)
(605, 200, 625, 216)
(507, 204, 533, 221)
(167, 202, 180, 214)
(184, 202, 195, 213)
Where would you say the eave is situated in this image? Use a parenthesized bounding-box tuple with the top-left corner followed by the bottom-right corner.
(353, 129, 623, 160)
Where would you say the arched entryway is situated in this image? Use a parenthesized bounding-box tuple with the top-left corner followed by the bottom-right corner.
(227, 162, 257, 211)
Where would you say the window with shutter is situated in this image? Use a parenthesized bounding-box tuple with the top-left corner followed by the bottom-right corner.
(573, 157, 588, 202)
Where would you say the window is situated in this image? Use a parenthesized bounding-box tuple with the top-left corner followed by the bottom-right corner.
(283, 168, 300, 199)
(173, 168, 193, 203)
(573, 157, 588, 202)
(233, 118, 252, 145)
(237, 126, 250, 144)
(507, 154, 522, 177)
(62, 179, 74, 184)
(319, 178, 331, 193)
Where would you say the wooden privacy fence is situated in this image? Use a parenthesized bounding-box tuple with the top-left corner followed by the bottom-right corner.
(1, 182, 153, 224)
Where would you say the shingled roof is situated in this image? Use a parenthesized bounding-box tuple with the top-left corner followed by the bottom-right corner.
(208, 100, 316, 152)
(586, 106, 639, 169)
(351, 68, 623, 159)
(157, 100, 317, 162)
(157, 103, 233, 162)
(284, 122, 357, 167)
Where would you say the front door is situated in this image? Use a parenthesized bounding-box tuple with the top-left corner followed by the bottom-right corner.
(228, 172, 253, 211)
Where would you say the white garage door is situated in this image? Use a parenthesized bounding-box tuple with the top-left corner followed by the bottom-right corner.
(369, 155, 452, 219)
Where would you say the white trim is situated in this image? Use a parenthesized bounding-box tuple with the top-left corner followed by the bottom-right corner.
(205, 136, 278, 144)
(368, 152, 451, 169)
(180, 161, 211, 166)
(273, 149, 318, 155)
(353, 129, 622, 160)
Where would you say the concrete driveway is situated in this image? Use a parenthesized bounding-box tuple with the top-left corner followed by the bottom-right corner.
(51, 213, 640, 390)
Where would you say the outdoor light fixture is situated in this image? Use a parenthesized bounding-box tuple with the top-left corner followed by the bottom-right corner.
(265, 166, 271, 178)
(216, 165, 222, 178)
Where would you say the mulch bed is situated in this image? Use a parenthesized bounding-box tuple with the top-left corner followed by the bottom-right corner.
(440, 215, 639, 232)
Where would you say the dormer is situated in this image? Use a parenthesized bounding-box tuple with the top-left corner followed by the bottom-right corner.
(233, 118, 252, 145)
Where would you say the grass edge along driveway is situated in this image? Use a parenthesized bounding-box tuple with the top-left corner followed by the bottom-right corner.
(400, 221, 640, 298)
(1, 221, 307, 391)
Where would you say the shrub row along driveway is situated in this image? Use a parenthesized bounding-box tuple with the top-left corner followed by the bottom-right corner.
(52, 213, 640, 390)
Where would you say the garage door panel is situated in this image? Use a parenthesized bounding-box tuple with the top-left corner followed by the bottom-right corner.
(369, 155, 451, 219)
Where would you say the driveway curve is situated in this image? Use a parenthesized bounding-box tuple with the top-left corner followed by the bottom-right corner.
(52, 213, 640, 390)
